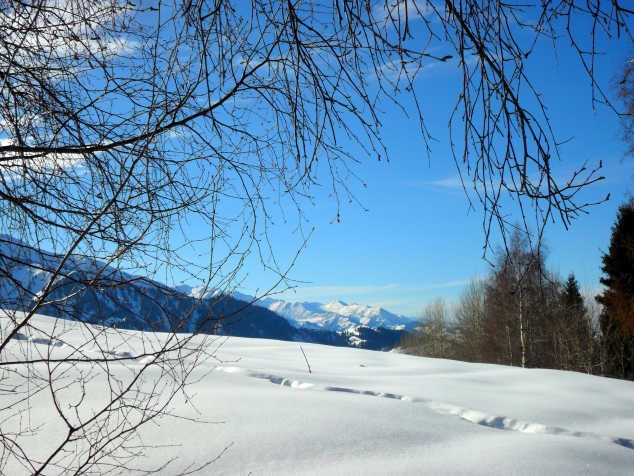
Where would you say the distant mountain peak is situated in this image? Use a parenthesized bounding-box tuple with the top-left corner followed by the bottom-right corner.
(321, 299, 349, 312)
(239, 295, 416, 333)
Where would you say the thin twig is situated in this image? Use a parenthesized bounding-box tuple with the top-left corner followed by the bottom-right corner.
(300, 346, 312, 373)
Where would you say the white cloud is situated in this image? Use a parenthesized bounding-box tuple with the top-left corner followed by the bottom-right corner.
(372, 1, 435, 24)
(1, 140, 85, 181)
(402, 175, 470, 193)
(410, 278, 476, 291)
(428, 177, 465, 189)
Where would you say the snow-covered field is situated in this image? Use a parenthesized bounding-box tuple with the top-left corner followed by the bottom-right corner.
(2, 314, 633, 475)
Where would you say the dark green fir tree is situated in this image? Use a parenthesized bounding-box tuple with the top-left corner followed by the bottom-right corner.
(559, 273, 592, 372)
(563, 273, 586, 319)
(596, 199, 634, 380)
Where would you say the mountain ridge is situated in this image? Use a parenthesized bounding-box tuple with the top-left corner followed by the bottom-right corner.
(0, 236, 410, 350)
(175, 284, 417, 333)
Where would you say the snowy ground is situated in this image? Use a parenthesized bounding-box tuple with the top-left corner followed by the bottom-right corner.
(2, 314, 633, 475)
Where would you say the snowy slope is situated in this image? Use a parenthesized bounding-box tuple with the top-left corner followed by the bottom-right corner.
(2, 313, 633, 475)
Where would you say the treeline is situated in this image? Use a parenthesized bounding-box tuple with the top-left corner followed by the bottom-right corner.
(402, 203, 634, 381)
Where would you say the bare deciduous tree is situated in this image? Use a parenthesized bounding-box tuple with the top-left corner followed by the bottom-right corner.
(1, 0, 632, 473)
(401, 298, 451, 358)
(423, 297, 452, 358)
(453, 277, 486, 363)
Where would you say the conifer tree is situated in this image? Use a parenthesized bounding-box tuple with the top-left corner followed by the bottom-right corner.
(557, 273, 593, 372)
(563, 274, 585, 316)
(596, 199, 634, 380)
(563, 274, 589, 338)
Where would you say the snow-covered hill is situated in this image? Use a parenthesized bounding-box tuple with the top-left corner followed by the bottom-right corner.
(2, 313, 633, 475)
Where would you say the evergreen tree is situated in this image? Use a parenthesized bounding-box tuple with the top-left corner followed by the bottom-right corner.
(596, 199, 634, 380)
(557, 273, 593, 372)
(562, 274, 589, 338)
(563, 274, 585, 317)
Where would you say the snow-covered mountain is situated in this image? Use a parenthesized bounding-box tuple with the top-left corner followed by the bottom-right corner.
(254, 298, 417, 332)
(176, 283, 416, 332)
(0, 235, 205, 331)
(175, 285, 417, 333)
(188, 288, 417, 332)
(0, 236, 410, 350)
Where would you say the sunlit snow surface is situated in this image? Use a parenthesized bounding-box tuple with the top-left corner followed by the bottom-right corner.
(2, 314, 633, 475)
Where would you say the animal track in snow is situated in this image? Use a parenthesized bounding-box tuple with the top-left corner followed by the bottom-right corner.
(215, 366, 634, 451)
(84, 347, 141, 361)
(32, 336, 65, 347)
(11, 332, 65, 347)
(105, 350, 136, 359)
(10, 333, 143, 360)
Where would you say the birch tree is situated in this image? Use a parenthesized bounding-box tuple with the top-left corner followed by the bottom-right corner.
(0, 0, 631, 472)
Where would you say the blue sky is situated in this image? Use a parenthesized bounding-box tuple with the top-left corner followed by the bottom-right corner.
(142, 5, 631, 318)
(3, 3, 630, 318)
(224, 12, 633, 317)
